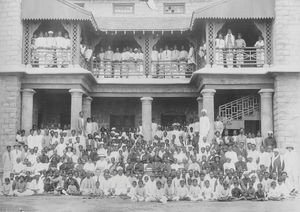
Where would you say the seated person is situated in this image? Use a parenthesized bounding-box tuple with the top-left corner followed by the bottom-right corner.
(255, 183, 266, 201)
(268, 181, 284, 201)
(1, 178, 13, 196)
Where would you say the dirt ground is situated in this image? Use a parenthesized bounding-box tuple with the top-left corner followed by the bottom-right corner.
(0, 195, 300, 212)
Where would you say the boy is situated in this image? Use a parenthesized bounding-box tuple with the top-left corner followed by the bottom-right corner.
(245, 182, 256, 200)
(1, 178, 13, 196)
(128, 180, 138, 201)
(217, 181, 232, 201)
(231, 182, 245, 200)
(202, 180, 214, 200)
(176, 179, 190, 201)
(135, 180, 146, 202)
(189, 179, 202, 201)
(146, 181, 167, 203)
(255, 183, 266, 201)
(165, 178, 178, 201)
(67, 179, 80, 195)
(268, 181, 284, 201)
(92, 181, 104, 198)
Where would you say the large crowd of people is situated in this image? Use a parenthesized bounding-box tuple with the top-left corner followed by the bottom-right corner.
(1, 110, 299, 203)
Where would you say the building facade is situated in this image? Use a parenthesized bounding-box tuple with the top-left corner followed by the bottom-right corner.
(0, 0, 300, 171)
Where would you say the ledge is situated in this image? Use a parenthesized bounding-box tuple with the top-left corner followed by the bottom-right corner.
(96, 77, 191, 84)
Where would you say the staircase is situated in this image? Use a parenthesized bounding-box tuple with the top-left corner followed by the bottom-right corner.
(218, 95, 260, 121)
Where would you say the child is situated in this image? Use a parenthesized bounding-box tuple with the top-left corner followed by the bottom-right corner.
(165, 178, 178, 201)
(268, 181, 284, 201)
(1, 178, 13, 196)
(135, 180, 146, 202)
(202, 180, 214, 200)
(146, 181, 167, 203)
(217, 181, 232, 201)
(176, 179, 190, 201)
(231, 182, 245, 200)
(128, 180, 138, 201)
(245, 182, 256, 200)
(254, 183, 266, 201)
(67, 179, 80, 195)
(189, 179, 202, 201)
(92, 181, 104, 198)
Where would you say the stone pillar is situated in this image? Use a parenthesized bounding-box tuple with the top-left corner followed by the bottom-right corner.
(140, 97, 153, 142)
(69, 89, 84, 130)
(201, 89, 216, 141)
(259, 89, 274, 139)
(83, 96, 93, 119)
(21, 89, 36, 134)
(196, 96, 203, 121)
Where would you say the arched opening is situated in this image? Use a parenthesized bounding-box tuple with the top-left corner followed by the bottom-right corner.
(33, 21, 69, 37)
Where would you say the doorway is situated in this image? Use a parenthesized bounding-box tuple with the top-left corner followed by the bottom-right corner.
(110, 115, 135, 130)
(161, 114, 186, 127)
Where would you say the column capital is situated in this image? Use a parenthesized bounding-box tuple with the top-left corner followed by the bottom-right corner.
(258, 89, 274, 94)
(196, 96, 203, 102)
(84, 96, 93, 102)
(201, 89, 216, 96)
(21, 89, 36, 95)
(140, 97, 153, 103)
(69, 89, 84, 94)
(258, 89, 274, 97)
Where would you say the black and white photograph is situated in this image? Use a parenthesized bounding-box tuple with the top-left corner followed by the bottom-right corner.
(0, 0, 299, 211)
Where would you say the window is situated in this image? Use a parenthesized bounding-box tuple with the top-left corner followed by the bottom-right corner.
(113, 3, 134, 14)
(164, 3, 185, 14)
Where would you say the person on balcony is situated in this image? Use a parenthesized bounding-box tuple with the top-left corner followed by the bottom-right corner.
(95, 48, 105, 78)
(235, 33, 246, 68)
(157, 47, 164, 78)
(162, 45, 172, 78)
(45, 31, 56, 67)
(224, 29, 235, 68)
(198, 39, 206, 68)
(215, 34, 225, 67)
(187, 43, 196, 77)
(34, 32, 47, 68)
(151, 46, 159, 78)
(113, 48, 122, 78)
(121, 47, 130, 78)
(135, 48, 144, 76)
(56, 31, 64, 68)
(128, 48, 136, 77)
(171, 45, 180, 78)
(104, 46, 114, 77)
(179, 46, 188, 76)
(255, 35, 265, 67)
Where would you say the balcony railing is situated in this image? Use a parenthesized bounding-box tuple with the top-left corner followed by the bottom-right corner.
(92, 60, 145, 78)
(214, 47, 266, 68)
(150, 61, 194, 78)
(30, 48, 71, 68)
(91, 60, 195, 78)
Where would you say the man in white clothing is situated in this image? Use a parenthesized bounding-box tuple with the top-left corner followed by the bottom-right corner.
(199, 109, 210, 145)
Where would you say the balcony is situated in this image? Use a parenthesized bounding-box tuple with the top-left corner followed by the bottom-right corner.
(91, 60, 194, 78)
(213, 47, 267, 68)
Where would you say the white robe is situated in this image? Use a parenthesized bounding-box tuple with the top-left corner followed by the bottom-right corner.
(199, 116, 210, 139)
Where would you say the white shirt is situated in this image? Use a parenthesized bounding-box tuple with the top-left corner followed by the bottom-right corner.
(199, 116, 210, 138)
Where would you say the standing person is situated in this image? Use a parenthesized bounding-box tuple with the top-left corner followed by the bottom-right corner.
(283, 144, 299, 192)
(254, 35, 265, 67)
(171, 45, 180, 77)
(151, 46, 159, 78)
(104, 46, 114, 77)
(179, 46, 188, 76)
(224, 29, 235, 68)
(187, 43, 196, 77)
(45, 31, 56, 67)
(263, 131, 277, 149)
(55, 31, 65, 68)
(2, 146, 13, 181)
(113, 48, 122, 78)
(235, 33, 246, 68)
(35, 32, 47, 67)
(198, 39, 206, 68)
(91, 117, 99, 134)
(161, 45, 172, 78)
(199, 109, 210, 145)
(270, 149, 285, 174)
(214, 116, 224, 135)
(215, 34, 225, 67)
(77, 111, 85, 134)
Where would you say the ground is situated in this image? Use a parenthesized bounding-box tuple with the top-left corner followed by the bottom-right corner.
(0, 196, 300, 212)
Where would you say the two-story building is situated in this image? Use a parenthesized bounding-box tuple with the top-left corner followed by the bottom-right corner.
(0, 0, 300, 170)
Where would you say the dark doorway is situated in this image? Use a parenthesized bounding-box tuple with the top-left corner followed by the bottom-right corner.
(244, 120, 260, 134)
(110, 115, 135, 130)
(161, 114, 186, 127)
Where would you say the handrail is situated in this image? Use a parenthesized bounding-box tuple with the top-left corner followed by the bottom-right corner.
(214, 47, 266, 68)
(30, 48, 71, 68)
(219, 95, 260, 121)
